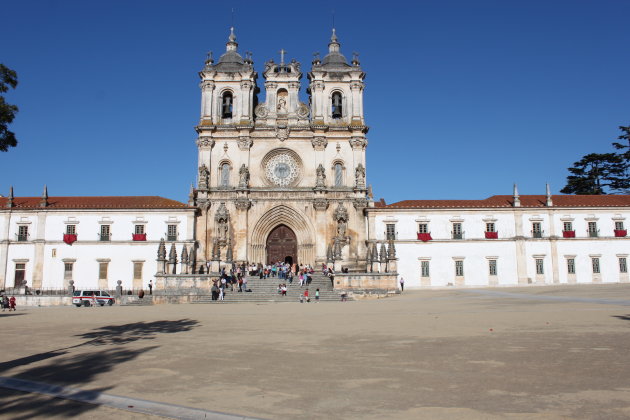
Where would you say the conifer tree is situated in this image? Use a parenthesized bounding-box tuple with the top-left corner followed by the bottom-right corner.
(0, 64, 19, 152)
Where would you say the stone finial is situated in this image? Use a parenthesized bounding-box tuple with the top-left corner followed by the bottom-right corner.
(326, 244, 333, 262)
(546, 183, 553, 207)
(157, 238, 166, 261)
(168, 243, 178, 264)
(188, 183, 195, 206)
(212, 239, 220, 260)
(6, 186, 14, 208)
(40, 185, 48, 208)
(513, 183, 521, 207)
(387, 240, 396, 259)
(181, 245, 189, 264)
(379, 242, 387, 264)
(370, 243, 378, 262)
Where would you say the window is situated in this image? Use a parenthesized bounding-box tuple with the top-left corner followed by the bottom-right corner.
(167, 224, 178, 241)
(592, 257, 600, 274)
(486, 223, 495, 233)
(567, 258, 575, 274)
(98, 262, 108, 280)
(133, 262, 143, 280)
(535, 258, 544, 275)
(100, 225, 111, 241)
(386, 224, 396, 240)
(221, 92, 233, 118)
(489, 260, 497, 276)
(66, 224, 76, 235)
(563, 221, 573, 232)
(588, 221, 598, 238)
(620, 257, 628, 273)
(418, 223, 428, 234)
(17, 225, 28, 241)
(532, 222, 542, 238)
(334, 163, 343, 187)
(220, 163, 230, 187)
(14, 263, 25, 287)
(421, 261, 430, 277)
(134, 224, 145, 235)
(452, 223, 463, 239)
(331, 92, 343, 119)
(64, 262, 74, 280)
(615, 221, 625, 230)
(455, 260, 464, 277)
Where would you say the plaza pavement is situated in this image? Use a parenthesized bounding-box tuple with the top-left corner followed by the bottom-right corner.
(2, 284, 630, 419)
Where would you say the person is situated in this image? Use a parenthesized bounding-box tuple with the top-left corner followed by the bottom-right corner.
(148, 280, 153, 295)
(211, 282, 219, 301)
(288, 271, 293, 284)
(281, 284, 287, 296)
(315, 288, 320, 302)
(243, 276, 248, 292)
(304, 289, 310, 303)
(238, 276, 243, 292)
(9, 296, 16, 311)
(2, 295, 8, 311)
(219, 284, 224, 301)
(399, 277, 405, 292)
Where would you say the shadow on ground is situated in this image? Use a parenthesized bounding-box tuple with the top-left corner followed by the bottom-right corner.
(612, 314, 630, 321)
(0, 319, 199, 418)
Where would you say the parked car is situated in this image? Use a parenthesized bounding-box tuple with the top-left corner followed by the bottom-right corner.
(72, 290, 115, 307)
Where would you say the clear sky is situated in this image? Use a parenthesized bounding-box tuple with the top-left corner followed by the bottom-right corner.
(2, 0, 629, 204)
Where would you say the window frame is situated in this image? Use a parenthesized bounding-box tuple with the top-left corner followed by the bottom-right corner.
(567, 258, 575, 274)
(455, 260, 464, 277)
(488, 259, 497, 276)
(535, 258, 544, 275)
(421, 260, 430, 277)
(591, 257, 600, 274)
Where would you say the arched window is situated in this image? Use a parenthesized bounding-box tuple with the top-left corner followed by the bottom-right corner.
(334, 162, 343, 187)
(220, 163, 230, 187)
(331, 92, 343, 119)
(221, 92, 233, 119)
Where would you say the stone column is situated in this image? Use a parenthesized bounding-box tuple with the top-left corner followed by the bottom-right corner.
(234, 196, 250, 263)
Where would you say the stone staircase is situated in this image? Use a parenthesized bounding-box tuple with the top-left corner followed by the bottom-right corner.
(191, 273, 347, 304)
(120, 295, 154, 306)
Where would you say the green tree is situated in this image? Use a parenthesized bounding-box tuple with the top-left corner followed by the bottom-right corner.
(560, 153, 621, 195)
(0, 64, 19, 152)
(609, 125, 630, 193)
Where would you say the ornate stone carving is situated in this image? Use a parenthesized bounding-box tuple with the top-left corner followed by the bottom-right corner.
(212, 238, 220, 260)
(296, 102, 310, 119)
(355, 163, 366, 189)
(198, 164, 209, 190)
(313, 198, 329, 211)
(201, 81, 215, 90)
(215, 202, 229, 241)
(315, 164, 326, 188)
(379, 242, 387, 264)
(350, 81, 363, 90)
(237, 136, 253, 150)
(234, 198, 251, 211)
(238, 164, 250, 188)
(168, 243, 178, 265)
(277, 97, 287, 113)
(157, 238, 166, 261)
(197, 199, 211, 210)
(276, 126, 289, 141)
(349, 137, 368, 150)
(311, 137, 328, 151)
(254, 103, 269, 118)
(387, 240, 396, 259)
(353, 198, 368, 209)
(196, 137, 215, 148)
(334, 203, 349, 239)
(240, 81, 251, 90)
(265, 153, 299, 186)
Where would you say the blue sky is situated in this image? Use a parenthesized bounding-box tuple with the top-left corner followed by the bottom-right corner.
(2, 0, 629, 203)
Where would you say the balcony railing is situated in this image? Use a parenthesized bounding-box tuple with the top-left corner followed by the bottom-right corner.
(588, 229, 599, 238)
(132, 233, 147, 241)
(417, 232, 432, 242)
(614, 229, 627, 237)
(562, 230, 576, 238)
(166, 233, 178, 242)
(98, 233, 111, 242)
(16, 233, 29, 242)
(484, 231, 498, 239)
(63, 234, 78, 245)
(451, 231, 464, 240)
(532, 230, 544, 238)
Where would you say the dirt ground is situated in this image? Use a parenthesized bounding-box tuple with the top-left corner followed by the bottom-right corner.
(2, 284, 630, 419)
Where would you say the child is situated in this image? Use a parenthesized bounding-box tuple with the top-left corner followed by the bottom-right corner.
(304, 289, 310, 303)
(315, 288, 320, 302)
(9, 296, 16, 311)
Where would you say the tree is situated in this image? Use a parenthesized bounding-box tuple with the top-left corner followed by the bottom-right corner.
(560, 153, 620, 195)
(0, 64, 19, 152)
(609, 125, 630, 193)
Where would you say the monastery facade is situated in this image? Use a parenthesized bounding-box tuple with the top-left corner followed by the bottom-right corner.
(1, 29, 628, 292)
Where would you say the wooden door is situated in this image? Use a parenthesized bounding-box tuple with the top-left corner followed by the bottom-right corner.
(266, 225, 297, 265)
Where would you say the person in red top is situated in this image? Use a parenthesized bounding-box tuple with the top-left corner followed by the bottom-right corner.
(304, 289, 310, 303)
(9, 296, 16, 311)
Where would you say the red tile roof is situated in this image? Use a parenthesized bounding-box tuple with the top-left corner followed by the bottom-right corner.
(377, 195, 630, 209)
(0, 196, 191, 210)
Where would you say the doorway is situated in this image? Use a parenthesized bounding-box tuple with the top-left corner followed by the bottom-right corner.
(266, 225, 297, 265)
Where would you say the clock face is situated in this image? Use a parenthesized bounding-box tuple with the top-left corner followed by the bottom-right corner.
(265, 154, 299, 186)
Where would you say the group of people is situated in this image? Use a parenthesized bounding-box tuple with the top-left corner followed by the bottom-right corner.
(1, 294, 16, 311)
(298, 288, 320, 303)
(210, 266, 249, 301)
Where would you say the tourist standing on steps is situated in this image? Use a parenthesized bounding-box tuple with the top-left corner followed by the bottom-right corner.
(315, 288, 320, 302)
(304, 289, 310, 303)
(243, 276, 248, 292)
(148, 280, 153, 295)
(9, 296, 16, 311)
(399, 277, 404, 292)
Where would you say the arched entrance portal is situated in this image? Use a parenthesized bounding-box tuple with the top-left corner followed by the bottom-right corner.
(266, 225, 297, 265)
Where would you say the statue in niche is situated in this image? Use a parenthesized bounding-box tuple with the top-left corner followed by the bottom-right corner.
(217, 218, 228, 240)
(355, 163, 366, 188)
(277, 97, 287, 113)
(238, 164, 250, 188)
(337, 219, 347, 238)
(198, 164, 209, 190)
(315, 164, 326, 188)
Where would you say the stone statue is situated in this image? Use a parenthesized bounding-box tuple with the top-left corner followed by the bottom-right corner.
(355, 163, 366, 189)
(337, 219, 347, 238)
(238, 164, 250, 188)
(277, 97, 287, 113)
(315, 164, 326, 188)
(198, 164, 210, 190)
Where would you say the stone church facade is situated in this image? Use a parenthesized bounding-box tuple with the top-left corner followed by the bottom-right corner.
(191, 28, 370, 271)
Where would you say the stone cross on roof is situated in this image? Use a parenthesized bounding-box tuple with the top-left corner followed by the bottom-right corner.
(279, 49, 286, 65)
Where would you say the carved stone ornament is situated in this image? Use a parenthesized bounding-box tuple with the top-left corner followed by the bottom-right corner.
(334, 203, 349, 239)
(237, 136, 253, 150)
(334, 203, 349, 222)
(238, 164, 250, 188)
(353, 198, 368, 209)
(355, 163, 366, 189)
(265, 153, 299, 186)
(315, 164, 326, 188)
(349, 137, 367, 150)
(313, 198, 329, 211)
(198, 164, 210, 190)
(255, 103, 269, 118)
(240, 81, 251, 90)
(311, 137, 328, 151)
(215, 202, 230, 241)
(196, 137, 215, 148)
(197, 199, 211, 210)
(296, 102, 310, 119)
(276, 126, 289, 142)
(234, 198, 251, 211)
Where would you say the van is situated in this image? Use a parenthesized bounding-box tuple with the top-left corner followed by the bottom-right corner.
(72, 290, 115, 307)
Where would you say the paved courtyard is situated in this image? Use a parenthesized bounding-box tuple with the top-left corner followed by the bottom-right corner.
(2, 284, 630, 419)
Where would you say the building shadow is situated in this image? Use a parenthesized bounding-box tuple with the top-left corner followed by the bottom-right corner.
(0, 313, 25, 318)
(612, 314, 630, 321)
(75, 318, 199, 346)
